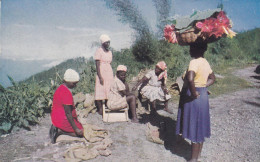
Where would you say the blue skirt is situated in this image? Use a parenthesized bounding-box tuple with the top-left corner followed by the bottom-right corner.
(176, 87, 210, 143)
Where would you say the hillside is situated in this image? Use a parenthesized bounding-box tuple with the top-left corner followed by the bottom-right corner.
(24, 57, 88, 85)
(0, 58, 50, 88)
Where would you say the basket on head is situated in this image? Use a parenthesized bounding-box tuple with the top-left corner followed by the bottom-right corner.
(164, 8, 236, 46)
(176, 27, 222, 45)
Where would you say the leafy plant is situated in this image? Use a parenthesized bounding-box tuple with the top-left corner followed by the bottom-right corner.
(0, 76, 56, 134)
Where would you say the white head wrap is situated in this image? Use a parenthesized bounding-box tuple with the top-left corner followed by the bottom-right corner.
(117, 65, 127, 72)
(64, 69, 80, 82)
(100, 34, 111, 44)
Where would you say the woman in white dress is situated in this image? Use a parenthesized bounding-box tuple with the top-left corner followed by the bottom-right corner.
(132, 61, 172, 114)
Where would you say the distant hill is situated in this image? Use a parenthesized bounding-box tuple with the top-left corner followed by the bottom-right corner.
(24, 57, 90, 85)
(0, 58, 50, 88)
(22, 47, 147, 94)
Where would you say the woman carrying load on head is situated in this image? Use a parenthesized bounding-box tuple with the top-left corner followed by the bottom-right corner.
(132, 61, 172, 114)
(176, 43, 216, 162)
(49, 69, 84, 144)
(94, 34, 114, 115)
(107, 65, 139, 123)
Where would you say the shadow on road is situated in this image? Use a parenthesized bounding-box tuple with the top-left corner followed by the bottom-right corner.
(138, 104, 191, 161)
(243, 101, 260, 108)
(250, 75, 260, 80)
(242, 96, 260, 108)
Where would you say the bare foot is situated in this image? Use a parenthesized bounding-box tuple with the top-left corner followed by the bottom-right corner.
(131, 118, 139, 123)
(98, 111, 103, 115)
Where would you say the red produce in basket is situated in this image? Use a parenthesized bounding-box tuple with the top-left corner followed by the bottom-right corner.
(164, 10, 236, 45)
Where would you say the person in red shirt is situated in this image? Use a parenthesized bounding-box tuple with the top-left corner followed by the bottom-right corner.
(49, 69, 84, 144)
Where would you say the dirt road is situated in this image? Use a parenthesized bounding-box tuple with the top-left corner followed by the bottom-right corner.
(0, 65, 259, 162)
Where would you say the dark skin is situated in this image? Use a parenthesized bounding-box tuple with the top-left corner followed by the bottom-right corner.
(55, 81, 83, 138)
(132, 66, 172, 114)
(187, 44, 215, 162)
(95, 41, 111, 115)
(117, 71, 139, 123)
(64, 105, 83, 137)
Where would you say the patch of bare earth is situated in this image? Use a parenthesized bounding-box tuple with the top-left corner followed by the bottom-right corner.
(0, 65, 259, 162)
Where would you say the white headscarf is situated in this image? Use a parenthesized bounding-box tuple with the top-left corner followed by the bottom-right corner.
(64, 69, 80, 82)
(116, 65, 127, 72)
(100, 34, 111, 44)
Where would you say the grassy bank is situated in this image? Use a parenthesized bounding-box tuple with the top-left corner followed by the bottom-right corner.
(208, 66, 252, 98)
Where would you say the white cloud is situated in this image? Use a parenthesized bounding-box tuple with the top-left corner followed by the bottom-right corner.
(56, 26, 103, 33)
(1, 24, 134, 62)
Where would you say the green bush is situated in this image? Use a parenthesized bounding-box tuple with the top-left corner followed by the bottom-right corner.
(132, 33, 160, 64)
(0, 76, 56, 134)
(236, 28, 260, 63)
(74, 58, 96, 94)
(156, 41, 190, 79)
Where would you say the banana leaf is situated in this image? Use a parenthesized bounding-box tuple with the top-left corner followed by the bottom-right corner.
(7, 75, 17, 87)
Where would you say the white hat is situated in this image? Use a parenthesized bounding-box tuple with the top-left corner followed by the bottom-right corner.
(100, 34, 110, 44)
(117, 65, 127, 72)
(64, 69, 80, 82)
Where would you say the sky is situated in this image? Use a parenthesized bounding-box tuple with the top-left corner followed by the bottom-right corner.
(0, 0, 260, 87)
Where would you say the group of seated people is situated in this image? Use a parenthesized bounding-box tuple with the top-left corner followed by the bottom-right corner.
(107, 61, 173, 123)
(49, 34, 172, 144)
(49, 61, 171, 143)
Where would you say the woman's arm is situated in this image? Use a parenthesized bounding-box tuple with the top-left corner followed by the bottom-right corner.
(95, 60, 104, 85)
(64, 105, 83, 136)
(206, 72, 216, 87)
(160, 78, 168, 95)
(132, 76, 149, 91)
(187, 71, 200, 98)
(125, 83, 134, 96)
(118, 83, 130, 97)
(119, 83, 135, 97)
(118, 90, 126, 97)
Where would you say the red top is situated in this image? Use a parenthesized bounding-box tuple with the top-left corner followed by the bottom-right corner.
(51, 84, 78, 129)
